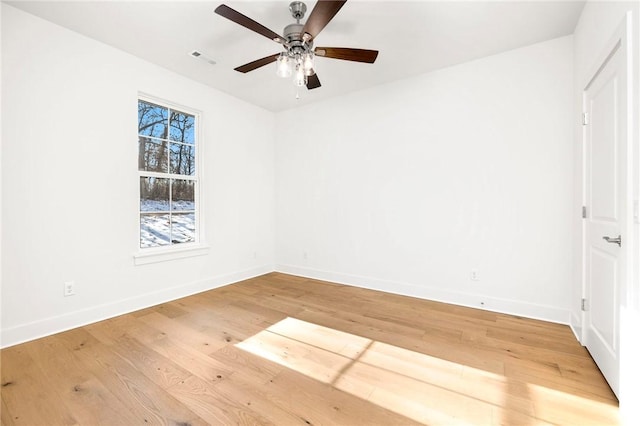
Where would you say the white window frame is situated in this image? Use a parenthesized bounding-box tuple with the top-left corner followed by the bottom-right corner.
(134, 94, 208, 265)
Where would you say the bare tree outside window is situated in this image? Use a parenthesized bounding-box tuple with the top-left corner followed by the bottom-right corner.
(138, 99, 198, 248)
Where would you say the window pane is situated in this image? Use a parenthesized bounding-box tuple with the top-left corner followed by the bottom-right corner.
(138, 100, 168, 138)
(171, 213, 196, 244)
(138, 98, 199, 251)
(140, 177, 169, 211)
(169, 110, 195, 144)
(140, 213, 170, 247)
(171, 179, 195, 211)
(170, 143, 195, 175)
(138, 137, 168, 172)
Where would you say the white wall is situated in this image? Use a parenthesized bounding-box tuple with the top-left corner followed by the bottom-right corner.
(572, 1, 640, 422)
(0, 3, 3, 341)
(0, 4, 276, 347)
(275, 36, 574, 323)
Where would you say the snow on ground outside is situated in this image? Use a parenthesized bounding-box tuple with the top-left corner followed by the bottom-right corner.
(140, 199, 195, 248)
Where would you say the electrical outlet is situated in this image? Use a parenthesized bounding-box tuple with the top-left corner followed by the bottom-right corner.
(471, 269, 479, 281)
(64, 281, 76, 297)
(303, 251, 308, 260)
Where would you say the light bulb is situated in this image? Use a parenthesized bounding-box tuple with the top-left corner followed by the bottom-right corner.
(276, 53, 291, 78)
(302, 52, 315, 76)
(293, 63, 307, 87)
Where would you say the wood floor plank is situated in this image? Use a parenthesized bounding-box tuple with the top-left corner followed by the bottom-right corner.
(504, 362, 618, 403)
(209, 344, 285, 385)
(21, 337, 142, 425)
(461, 330, 603, 372)
(1, 345, 78, 425)
(212, 373, 309, 425)
(294, 305, 433, 355)
(1, 395, 16, 426)
(174, 303, 275, 345)
(304, 299, 429, 340)
(1, 272, 618, 425)
(166, 375, 271, 425)
(106, 334, 192, 390)
(130, 301, 190, 319)
(494, 315, 576, 338)
(265, 368, 422, 425)
(487, 326, 590, 357)
(127, 328, 234, 384)
(58, 334, 208, 426)
(84, 313, 147, 346)
(137, 311, 226, 354)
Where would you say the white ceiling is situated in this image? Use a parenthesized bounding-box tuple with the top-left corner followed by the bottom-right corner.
(6, 0, 585, 112)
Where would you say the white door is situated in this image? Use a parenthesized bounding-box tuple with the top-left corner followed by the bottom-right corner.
(583, 41, 627, 398)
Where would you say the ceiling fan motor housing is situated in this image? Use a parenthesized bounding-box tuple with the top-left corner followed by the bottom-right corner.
(283, 23, 313, 56)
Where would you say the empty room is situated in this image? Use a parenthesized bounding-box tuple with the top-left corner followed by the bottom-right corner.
(1, 0, 639, 424)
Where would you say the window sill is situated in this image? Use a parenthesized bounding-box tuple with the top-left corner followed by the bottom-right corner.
(133, 244, 209, 265)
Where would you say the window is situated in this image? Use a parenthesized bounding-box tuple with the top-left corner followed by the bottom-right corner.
(138, 98, 198, 249)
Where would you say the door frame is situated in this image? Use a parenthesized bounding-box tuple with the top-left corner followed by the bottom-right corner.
(580, 13, 633, 398)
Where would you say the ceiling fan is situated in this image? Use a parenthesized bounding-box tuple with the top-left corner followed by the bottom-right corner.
(214, 0, 379, 90)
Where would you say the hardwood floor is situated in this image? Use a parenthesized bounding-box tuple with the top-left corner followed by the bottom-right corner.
(1, 272, 618, 425)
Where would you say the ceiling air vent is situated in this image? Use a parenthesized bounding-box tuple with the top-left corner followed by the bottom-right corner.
(189, 50, 216, 66)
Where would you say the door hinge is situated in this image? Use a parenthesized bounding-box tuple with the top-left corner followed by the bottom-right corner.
(582, 112, 589, 125)
(582, 206, 587, 218)
(581, 298, 589, 311)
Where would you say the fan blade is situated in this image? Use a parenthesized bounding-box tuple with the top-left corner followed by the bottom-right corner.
(315, 47, 378, 63)
(302, 1, 347, 41)
(234, 53, 281, 73)
(215, 4, 284, 44)
(306, 73, 321, 90)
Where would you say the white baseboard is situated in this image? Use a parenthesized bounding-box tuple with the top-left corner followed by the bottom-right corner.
(0, 264, 273, 348)
(276, 264, 571, 325)
(570, 311, 583, 344)
(1, 264, 572, 348)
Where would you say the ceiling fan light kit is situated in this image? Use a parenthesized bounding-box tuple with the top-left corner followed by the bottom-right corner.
(214, 0, 378, 93)
(276, 2, 316, 87)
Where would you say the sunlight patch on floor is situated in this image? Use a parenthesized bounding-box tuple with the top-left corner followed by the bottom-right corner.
(526, 381, 619, 424)
(236, 317, 616, 425)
